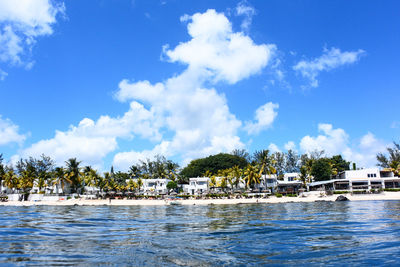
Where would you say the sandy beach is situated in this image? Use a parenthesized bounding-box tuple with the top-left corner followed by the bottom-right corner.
(1, 192, 400, 206)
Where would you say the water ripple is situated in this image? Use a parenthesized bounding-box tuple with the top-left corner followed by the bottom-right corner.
(0, 200, 400, 265)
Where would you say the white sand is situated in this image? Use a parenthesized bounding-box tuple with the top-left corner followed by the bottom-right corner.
(1, 192, 400, 206)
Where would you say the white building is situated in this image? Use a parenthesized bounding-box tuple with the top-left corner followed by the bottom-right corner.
(134, 178, 171, 195)
(283, 172, 301, 182)
(186, 177, 209, 195)
(308, 168, 400, 191)
(258, 174, 278, 192)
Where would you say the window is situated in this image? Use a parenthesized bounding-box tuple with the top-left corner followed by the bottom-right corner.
(368, 174, 371, 178)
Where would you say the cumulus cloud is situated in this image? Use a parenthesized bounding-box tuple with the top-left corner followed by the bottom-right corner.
(299, 124, 386, 168)
(112, 9, 276, 170)
(15, 9, 275, 171)
(235, 0, 256, 32)
(165, 9, 275, 84)
(17, 101, 162, 167)
(343, 132, 387, 168)
(245, 102, 279, 135)
(293, 47, 365, 88)
(0, 0, 64, 75)
(300, 123, 349, 155)
(0, 116, 26, 146)
(268, 143, 280, 153)
(284, 141, 296, 151)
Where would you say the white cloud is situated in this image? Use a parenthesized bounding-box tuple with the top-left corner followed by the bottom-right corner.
(300, 123, 349, 155)
(0, 116, 26, 146)
(0, 0, 64, 73)
(245, 102, 279, 135)
(284, 141, 296, 151)
(235, 0, 256, 32)
(165, 9, 275, 84)
(299, 124, 386, 168)
(293, 47, 365, 88)
(343, 132, 387, 168)
(268, 143, 280, 153)
(112, 9, 276, 170)
(20, 131, 117, 170)
(15, 9, 274, 171)
(16, 101, 162, 168)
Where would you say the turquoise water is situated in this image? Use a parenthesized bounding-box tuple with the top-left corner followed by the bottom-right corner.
(1, 201, 400, 266)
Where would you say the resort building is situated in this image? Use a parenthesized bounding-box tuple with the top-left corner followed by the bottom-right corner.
(283, 173, 301, 182)
(256, 174, 278, 193)
(135, 178, 171, 195)
(276, 172, 303, 194)
(185, 177, 210, 195)
(308, 168, 400, 192)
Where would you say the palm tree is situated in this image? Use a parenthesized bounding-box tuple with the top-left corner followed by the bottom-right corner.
(230, 165, 243, 190)
(166, 160, 179, 181)
(300, 166, 308, 188)
(36, 176, 46, 193)
(18, 168, 35, 194)
(52, 167, 71, 195)
(243, 164, 261, 190)
(137, 177, 143, 194)
(217, 169, 230, 193)
(4, 169, 18, 193)
(65, 158, 82, 193)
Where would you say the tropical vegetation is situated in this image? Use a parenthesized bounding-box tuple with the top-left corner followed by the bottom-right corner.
(0, 141, 397, 197)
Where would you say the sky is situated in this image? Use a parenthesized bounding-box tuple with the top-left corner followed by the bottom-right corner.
(0, 0, 399, 171)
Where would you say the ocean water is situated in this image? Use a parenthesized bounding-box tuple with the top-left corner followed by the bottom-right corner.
(1, 201, 400, 266)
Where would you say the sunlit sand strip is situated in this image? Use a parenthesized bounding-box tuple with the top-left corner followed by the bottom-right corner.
(1, 192, 400, 206)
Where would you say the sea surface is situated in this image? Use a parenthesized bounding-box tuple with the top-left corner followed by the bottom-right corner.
(1, 201, 400, 266)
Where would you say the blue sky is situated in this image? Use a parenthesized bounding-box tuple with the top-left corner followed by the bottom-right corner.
(0, 0, 399, 171)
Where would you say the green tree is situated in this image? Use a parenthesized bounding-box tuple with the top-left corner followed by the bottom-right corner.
(252, 149, 276, 176)
(0, 154, 5, 189)
(311, 158, 332, 181)
(52, 167, 71, 195)
(65, 158, 82, 193)
(181, 153, 248, 178)
(377, 142, 400, 175)
(272, 152, 286, 179)
(285, 149, 300, 173)
(230, 165, 242, 190)
(166, 180, 178, 193)
(243, 164, 261, 189)
(299, 166, 308, 188)
(4, 168, 18, 193)
(231, 149, 250, 163)
(330, 155, 350, 174)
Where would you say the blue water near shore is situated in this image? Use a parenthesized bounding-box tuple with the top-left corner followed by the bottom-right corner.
(1, 201, 400, 266)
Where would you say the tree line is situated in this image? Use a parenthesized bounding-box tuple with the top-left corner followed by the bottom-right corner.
(0, 141, 398, 194)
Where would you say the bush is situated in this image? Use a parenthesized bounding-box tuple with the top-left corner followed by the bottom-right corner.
(352, 190, 367, 194)
(384, 188, 400, 192)
(205, 193, 229, 198)
(177, 194, 191, 199)
(287, 194, 298, 197)
(275, 193, 283, 198)
(67, 196, 72, 200)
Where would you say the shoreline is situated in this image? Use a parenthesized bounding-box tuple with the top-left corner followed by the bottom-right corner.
(1, 192, 400, 206)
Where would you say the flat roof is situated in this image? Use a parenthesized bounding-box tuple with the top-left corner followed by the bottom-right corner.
(308, 177, 400, 187)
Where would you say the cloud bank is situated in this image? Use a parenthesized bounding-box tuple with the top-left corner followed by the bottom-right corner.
(16, 9, 277, 170)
